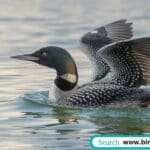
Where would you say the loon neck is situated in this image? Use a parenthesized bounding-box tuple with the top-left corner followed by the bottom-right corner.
(54, 73, 78, 91)
(54, 53, 78, 91)
(54, 59, 78, 91)
(51, 61, 78, 101)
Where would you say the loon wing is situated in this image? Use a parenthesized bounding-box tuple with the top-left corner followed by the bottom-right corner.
(97, 37, 150, 87)
(80, 19, 133, 81)
(94, 19, 133, 41)
(81, 19, 133, 46)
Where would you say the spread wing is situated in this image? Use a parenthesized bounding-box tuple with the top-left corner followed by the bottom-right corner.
(80, 19, 133, 49)
(103, 19, 133, 41)
(97, 37, 150, 87)
(80, 19, 133, 81)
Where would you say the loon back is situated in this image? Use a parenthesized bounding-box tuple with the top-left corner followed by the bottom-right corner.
(57, 83, 149, 108)
(97, 37, 150, 87)
(80, 19, 133, 81)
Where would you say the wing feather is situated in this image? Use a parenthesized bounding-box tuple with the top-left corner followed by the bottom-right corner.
(80, 19, 133, 81)
(97, 37, 150, 87)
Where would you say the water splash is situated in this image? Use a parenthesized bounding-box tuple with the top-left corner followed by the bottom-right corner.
(22, 91, 50, 105)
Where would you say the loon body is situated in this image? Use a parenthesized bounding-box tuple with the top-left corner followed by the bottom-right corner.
(12, 37, 150, 108)
(80, 20, 133, 81)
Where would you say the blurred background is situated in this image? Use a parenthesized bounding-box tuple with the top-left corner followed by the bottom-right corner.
(0, 0, 150, 150)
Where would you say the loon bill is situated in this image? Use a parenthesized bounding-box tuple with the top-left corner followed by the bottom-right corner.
(80, 19, 133, 82)
(12, 38, 150, 108)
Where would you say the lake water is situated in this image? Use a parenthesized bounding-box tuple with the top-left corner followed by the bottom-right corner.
(0, 0, 150, 149)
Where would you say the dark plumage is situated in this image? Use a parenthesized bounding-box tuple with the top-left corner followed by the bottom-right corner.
(57, 83, 149, 108)
(12, 38, 150, 108)
(97, 37, 150, 87)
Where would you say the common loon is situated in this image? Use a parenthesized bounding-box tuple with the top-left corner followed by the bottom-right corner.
(12, 37, 150, 108)
(80, 19, 133, 81)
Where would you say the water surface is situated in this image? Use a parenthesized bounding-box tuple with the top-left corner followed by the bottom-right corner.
(0, 0, 150, 149)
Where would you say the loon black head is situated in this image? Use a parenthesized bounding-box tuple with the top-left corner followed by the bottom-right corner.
(12, 46, 78, 91)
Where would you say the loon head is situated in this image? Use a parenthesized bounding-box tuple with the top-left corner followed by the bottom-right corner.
(12, 46, 78, 91)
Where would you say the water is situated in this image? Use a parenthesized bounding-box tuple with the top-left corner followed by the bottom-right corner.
(0, 0, 150, 149)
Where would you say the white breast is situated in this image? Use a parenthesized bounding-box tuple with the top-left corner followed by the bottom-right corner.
(49, 80, 74, 103)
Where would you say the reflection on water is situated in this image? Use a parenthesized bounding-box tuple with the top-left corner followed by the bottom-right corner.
(0, 0, 150, 149)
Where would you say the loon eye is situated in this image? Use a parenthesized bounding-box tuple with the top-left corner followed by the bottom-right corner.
(41, 51, 47, 57)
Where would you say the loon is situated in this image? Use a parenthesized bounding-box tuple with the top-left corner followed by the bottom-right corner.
(12, 37, 150, 108)
(80, 19, 133, 81)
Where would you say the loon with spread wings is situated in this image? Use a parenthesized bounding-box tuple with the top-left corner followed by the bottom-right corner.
(80, 20, 133, 81)
(12, 37, 150, 108)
